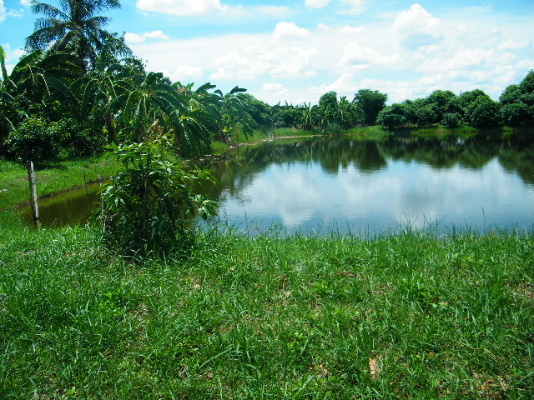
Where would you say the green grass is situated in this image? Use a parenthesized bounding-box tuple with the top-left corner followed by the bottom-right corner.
(0, 156, 122, 211)
(1, 222, 532, 399)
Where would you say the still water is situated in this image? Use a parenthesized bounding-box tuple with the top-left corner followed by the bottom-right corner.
(21, 132, 533, 236)
(203, 133, 533, 236)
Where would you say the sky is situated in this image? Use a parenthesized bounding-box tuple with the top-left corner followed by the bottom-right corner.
(1, 0, 533, 105)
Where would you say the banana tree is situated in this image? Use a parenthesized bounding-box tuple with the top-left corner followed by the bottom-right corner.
(1, 46, 80, 147)
(216, 86, 255, 143)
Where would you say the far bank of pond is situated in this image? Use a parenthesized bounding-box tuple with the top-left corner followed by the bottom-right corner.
(16, 128, 533, 236)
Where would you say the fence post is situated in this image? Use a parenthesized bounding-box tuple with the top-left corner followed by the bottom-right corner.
(28, 160, 40, 229)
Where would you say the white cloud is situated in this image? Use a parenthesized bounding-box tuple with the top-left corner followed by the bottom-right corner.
(210, 42, 317, 82)
(125, 30, 170, 43)
(136, 0, 228, 16)
(0, 1, 5, 22)
(262, 83, 285, 92)
(310, 73, 359, 98)
(417, 48, 516, 73)
(306, 0, 330, 9)
(391, 4, 442, 48)
(339, 0, 367, 15)
(260, 83, 289, 102)
(170, 64, 204, 82)
(20, 0, 31, 6)
(273, 22, 311, 40)
(339, 42, 402, 69)
(498, 39, 530, 50)
(318, 23, 366, 35)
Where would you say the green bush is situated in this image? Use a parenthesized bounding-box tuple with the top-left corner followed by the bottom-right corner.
(100, 141, 217, 261)
(6, 117, 65, 162)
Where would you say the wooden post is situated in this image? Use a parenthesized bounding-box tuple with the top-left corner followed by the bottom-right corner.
(28, 161, 40, 229)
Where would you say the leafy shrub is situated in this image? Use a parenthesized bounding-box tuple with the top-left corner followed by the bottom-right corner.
(100, 141, 217, 261)
(6, 117, 65, 162)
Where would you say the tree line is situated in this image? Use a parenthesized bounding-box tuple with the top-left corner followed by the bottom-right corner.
(2, 1, 533, 166)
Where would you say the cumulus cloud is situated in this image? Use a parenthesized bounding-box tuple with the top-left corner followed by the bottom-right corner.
(306, 0, 330, 9)
(310, 73, 359, 98)
(339, 0, 367, 15)
(125, 30, 170, 43)
(136, 0, 228, 16)
(417, 48, 516, 73)
(339, 42, 402, 69)
(171, 64, 204, 82)
(318, 23, 366, 35)
(0, 1, 5, 22)
(20, 0, 32, 6)
(391, 4, 442, 48)
(498, 39, 530, 50)
(273, 22, 311, 40)
(210, 42, 317, 82)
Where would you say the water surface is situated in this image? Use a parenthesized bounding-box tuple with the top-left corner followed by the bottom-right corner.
(204, 133, 533, 236)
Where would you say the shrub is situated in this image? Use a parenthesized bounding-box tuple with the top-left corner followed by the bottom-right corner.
(6, 117, 64, 162)
(100, 141, 217, 261)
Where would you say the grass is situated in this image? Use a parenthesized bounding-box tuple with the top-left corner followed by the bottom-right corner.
(0, 156, 121, 211)
(1, 220, 532, 399)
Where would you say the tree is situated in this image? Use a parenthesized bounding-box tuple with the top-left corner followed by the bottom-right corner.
(318, 91, 340, 133)
(377, 104, 407, 129)
(352, 89, 387, 125)
(499, 71, 534, 126)
(425, 90, 460, 123)
(468, 97, 501, 128)
(216, 86, 256, 143)
(25, 0, 131, 72)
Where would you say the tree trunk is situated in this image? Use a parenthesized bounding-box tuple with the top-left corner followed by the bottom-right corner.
(28, 161, 40, 229)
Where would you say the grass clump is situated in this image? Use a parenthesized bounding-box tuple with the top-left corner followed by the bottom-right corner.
(0, 223, 532, 399)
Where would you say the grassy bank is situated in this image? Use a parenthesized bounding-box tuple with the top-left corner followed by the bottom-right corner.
(0, 156, 121, 211)
(1, 222, 532, 399)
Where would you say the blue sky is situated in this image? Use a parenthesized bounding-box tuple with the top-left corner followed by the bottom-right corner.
(1, 0, 533, 105)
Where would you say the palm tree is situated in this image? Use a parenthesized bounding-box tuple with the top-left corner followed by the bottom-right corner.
(25, 0, 130, 72)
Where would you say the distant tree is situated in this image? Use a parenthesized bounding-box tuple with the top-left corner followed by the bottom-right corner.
(457, 89, 489, 116)
(318, 91, 339, 128)
(377, 104, 407, 129)
(501, 102, 531, 126)
(425, 90, 460, 123)
(520, 70, 534, 93)
(468, 97, 501, 128)
(352, 89, 387, 125)
(415, 104, 437, 128)
(499, 71, 534, 126)
(441, 112, 463, 128)
(236, 93, 272, 131)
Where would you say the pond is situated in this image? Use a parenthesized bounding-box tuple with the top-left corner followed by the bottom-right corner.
(202, 132, 533, 236)
(21, 131, 534, 236)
